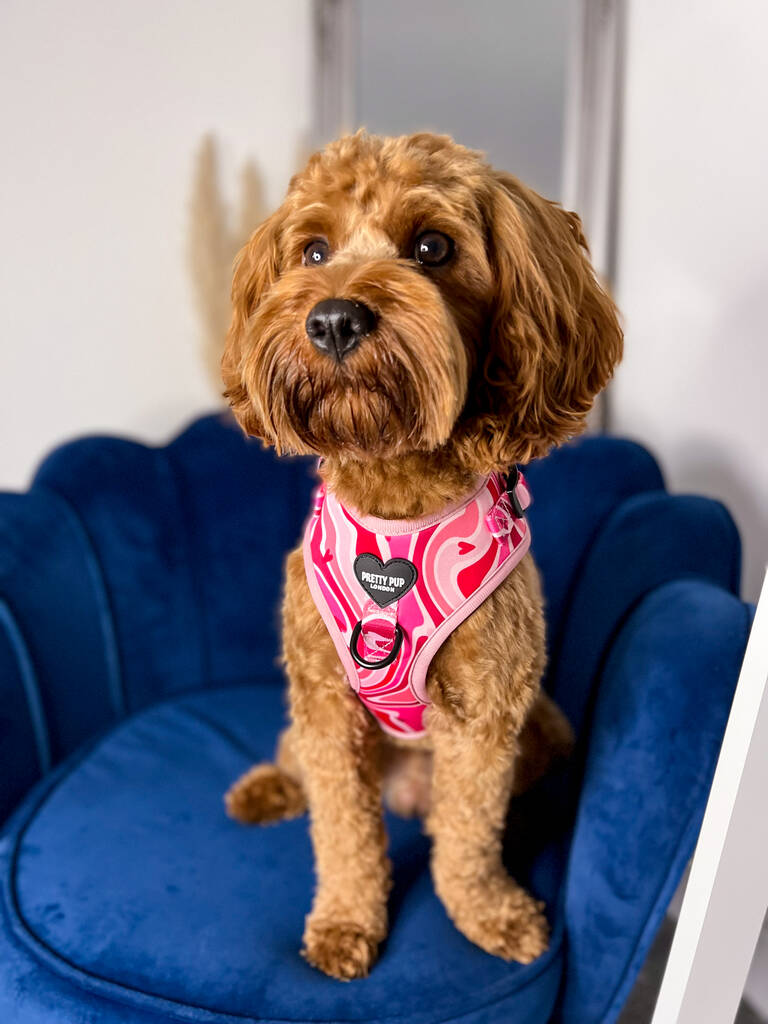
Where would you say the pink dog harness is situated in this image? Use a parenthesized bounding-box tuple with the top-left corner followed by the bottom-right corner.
(303, 469, 532, 739)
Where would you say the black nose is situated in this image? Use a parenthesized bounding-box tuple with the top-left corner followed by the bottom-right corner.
(305, 299, 376, 361)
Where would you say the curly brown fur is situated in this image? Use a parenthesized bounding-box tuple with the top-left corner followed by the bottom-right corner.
(225, 728, 306, 823)
(223, 131, 621, 978)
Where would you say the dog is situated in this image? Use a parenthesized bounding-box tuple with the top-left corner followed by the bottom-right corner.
(221, 131, 623, 980)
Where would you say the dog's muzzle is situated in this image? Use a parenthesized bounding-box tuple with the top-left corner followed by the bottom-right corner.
(305, 298, 377, 362)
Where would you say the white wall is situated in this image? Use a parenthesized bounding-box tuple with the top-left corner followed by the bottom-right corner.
(0, 0, 311, 489)
(614, 0, 768, 603)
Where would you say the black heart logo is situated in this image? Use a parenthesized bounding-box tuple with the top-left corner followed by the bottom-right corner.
(353, 553, 418, 608)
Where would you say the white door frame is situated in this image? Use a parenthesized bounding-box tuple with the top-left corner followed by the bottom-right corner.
(651, 570, 768, 1023)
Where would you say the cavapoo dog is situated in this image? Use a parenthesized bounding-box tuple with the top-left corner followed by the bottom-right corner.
(222, 131, 622, 980)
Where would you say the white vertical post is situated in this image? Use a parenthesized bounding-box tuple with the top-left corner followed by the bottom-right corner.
(311, 0, 359, 146)
(652, 568, 768, 1024)
(561, 0, 626, 432)
(562, 0, 626, 286)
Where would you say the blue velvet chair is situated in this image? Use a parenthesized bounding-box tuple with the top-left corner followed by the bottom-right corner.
(0, 413, 753, 1024)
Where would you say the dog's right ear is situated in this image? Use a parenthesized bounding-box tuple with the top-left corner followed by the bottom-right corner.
(221, 209, 283, 438)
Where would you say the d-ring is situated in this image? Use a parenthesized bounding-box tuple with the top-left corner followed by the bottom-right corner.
(349, 621, 403, 669)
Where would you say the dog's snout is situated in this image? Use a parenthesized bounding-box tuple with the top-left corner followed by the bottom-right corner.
(305, 299, 376, 361)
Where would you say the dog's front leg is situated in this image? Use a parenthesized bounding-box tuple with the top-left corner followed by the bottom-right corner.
(425, 560, 550, 965)
(283, 548, 391, 980)
(427, 704, 549, 963)
(293, 688, 390, 979)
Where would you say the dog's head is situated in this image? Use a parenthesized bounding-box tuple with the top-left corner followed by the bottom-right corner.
(223, 132, 622, 471)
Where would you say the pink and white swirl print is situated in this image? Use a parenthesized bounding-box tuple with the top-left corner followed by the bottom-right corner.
(302, 472, 531, 738)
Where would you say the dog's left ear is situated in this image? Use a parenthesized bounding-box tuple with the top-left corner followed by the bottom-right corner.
(459, 171, 623, 468)
(221, 209, 283, 438)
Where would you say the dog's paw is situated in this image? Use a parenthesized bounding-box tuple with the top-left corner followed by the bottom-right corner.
(448, 883, 549, 965)
(302, 921, 380, 980)
(224, 763, 306, 824)
(474, 896, 549, 964)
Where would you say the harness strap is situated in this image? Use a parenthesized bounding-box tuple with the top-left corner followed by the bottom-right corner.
(359, 600, 399, 661)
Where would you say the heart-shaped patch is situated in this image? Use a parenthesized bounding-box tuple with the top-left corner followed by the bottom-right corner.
(353, 553, 418, 608)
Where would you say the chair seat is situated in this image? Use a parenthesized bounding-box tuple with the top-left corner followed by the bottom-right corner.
(0, 683, 565, 1024)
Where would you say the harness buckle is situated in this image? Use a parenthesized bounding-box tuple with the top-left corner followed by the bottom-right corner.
(507, 466, 525, 519)
(486, 468, 527, 538)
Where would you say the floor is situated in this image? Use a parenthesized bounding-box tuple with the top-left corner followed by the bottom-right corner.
(619, 917, 765, 1024)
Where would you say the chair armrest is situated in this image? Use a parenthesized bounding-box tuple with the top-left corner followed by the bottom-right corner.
(0, 490, 121, 822)
(556, 578, 753, 1024)
(550, 490, 742, 734)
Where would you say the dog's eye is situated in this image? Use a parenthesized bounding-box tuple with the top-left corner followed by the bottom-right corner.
(303, 239, 330, 266)
(414, 231, 454, 267)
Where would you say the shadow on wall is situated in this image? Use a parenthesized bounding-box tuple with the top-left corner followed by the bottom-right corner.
(187, 135, 317, 391)
(187, 137, 268, 389)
